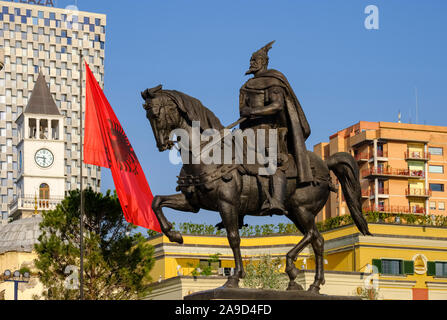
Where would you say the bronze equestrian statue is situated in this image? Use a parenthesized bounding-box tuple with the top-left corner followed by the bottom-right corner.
(141, 42, 372, 294)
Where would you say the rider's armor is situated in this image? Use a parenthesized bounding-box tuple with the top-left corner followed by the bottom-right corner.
(239, 84, 289, 216)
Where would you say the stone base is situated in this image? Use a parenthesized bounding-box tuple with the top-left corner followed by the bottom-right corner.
(184, 287, 362, 301)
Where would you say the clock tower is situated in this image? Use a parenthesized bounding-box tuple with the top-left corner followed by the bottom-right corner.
(10, 72, 65, 221)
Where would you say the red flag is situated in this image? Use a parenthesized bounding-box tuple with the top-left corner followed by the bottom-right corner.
(84, 62, 161, 232)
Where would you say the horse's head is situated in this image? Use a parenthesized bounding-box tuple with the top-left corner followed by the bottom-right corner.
(142, 85, 181, 152)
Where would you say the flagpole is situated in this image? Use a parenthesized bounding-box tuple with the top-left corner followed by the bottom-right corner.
(79, 50, 85, 300)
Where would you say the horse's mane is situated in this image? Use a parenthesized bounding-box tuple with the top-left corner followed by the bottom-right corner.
(162, 90, 224, 132)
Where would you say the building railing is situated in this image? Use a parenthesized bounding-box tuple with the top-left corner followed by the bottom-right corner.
(363, 205, 426, 215)
(362, 167, 425, 179)
(405, 151, 431, 161)
(370, 188, 389, 197)
(355, 152, 370, 162)
(377, 150, 388, 158)
(355, 151, 388, 162)
(8, 195, 64, 213)
(406, 189, 432, 197)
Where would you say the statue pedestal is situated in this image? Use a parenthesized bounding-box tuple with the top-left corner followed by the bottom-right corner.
(184, 287, 362, 301)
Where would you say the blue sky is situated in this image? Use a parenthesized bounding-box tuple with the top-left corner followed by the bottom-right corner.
(58, 0, 446, 229)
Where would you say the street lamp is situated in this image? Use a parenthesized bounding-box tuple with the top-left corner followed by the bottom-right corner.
(3, 270, 30, 300)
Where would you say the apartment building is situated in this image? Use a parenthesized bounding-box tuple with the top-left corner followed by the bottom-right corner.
(314, 121, 447, 221)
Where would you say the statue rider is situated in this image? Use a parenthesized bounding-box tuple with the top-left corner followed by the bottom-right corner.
(239, 41, 314, 216)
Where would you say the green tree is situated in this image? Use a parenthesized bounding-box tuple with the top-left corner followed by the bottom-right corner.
(34, 189, 155, 300)
(243, 255, 288, 291)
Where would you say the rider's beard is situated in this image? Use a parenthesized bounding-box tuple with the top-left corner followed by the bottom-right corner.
(245, 67, 256, 76)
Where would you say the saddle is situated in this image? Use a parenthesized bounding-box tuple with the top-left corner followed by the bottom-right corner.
(238, 153, 298, 179)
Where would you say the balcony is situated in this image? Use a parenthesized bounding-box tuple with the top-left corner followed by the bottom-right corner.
(355, 152, 370, 163)
(376, 150, 389, 159)
(405, 151, 431, 162)
(364, 205, 426, 215)
(371, 188, 390, 199)
(8, 195, 64, 217)
(361, 190, 370, 199)
(355, 151, 388, 163)
(406, 189, 432, 199)
(362, 167, 425, 180)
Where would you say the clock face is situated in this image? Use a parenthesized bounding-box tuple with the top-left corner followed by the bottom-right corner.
(35, 149, 54, 168)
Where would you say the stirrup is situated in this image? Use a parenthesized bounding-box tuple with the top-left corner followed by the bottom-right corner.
(261, 200, 288, 216)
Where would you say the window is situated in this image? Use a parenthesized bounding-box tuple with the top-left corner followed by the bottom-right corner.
(382, 260, 402, 275)
(439, 202, 445, 211)
(436, 262, 447, 277)
(429, 165, 444, 174)
(40, 184, 50, 199)
(430, 184, 445, 192)
(429, 262, 447, 278)
(373, 259, 414, 276)
(429, 147, 443, 156)
(430, 202, 437, 211)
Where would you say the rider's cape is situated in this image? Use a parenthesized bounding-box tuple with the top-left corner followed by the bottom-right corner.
(241, 69, 313, 184)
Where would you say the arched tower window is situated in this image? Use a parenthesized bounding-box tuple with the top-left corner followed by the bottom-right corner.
(39, 183, 50, 200)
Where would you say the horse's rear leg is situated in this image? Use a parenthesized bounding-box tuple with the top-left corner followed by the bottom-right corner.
(285, 207, 318, 292)
(152, 193, 199, 244)
(309, 231, 326, 294)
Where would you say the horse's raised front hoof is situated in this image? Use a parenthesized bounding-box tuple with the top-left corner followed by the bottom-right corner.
(166, 231, 184, 244)
(287, 281, 304, 291)
(308, 285, 321, 295)
(222, 277, 240, 289)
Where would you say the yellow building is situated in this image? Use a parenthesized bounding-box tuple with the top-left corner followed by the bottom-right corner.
(314, 122, 447, 222)
(147, 223, 447, 300)
(0, 215, 43, 300)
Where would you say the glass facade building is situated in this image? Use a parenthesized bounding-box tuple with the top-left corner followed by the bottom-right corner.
(0, 1, 106, 222)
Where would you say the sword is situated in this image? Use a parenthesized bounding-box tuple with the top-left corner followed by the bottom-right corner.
(192, 117, 248, 158)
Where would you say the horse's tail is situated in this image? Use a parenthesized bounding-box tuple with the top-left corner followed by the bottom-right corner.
(327, 153, 372, 236)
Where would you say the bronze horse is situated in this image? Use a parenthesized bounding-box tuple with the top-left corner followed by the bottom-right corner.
(142, 85, 372, 294)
